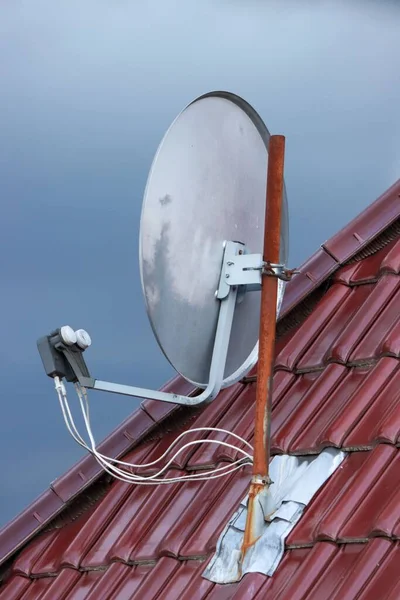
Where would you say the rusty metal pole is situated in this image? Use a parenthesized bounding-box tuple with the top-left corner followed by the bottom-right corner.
(241, 135, 285, 557)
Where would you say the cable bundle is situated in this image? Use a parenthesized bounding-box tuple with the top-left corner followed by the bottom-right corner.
(54, 377, 253, 485)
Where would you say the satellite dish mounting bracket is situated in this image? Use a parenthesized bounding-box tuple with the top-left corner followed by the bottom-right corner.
(218, 241, 296, 298)
(38, 240, 285, 406)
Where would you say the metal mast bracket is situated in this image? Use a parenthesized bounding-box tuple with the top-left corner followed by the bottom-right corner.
(217, 241, 297, 296)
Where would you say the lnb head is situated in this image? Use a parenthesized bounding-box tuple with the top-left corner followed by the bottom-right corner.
(60, 326, 77, 346)
(75, 329, 92, 350)
(37, 325, 92, 382)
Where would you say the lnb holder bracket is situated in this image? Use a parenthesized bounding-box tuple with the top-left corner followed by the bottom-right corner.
(37, 330, 91, 383)
(37, 241, 297, 407)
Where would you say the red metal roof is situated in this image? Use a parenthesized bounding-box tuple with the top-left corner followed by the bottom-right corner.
(0, 179, 399, 599)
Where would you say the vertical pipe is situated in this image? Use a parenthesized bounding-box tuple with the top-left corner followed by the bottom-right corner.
(241, 135, 285, 556)
(253, 134, 285, 477)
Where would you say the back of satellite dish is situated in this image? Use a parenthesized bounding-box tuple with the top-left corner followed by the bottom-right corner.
(37, 91, 292, 487)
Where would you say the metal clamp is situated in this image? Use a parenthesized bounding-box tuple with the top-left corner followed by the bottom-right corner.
(251, 474, 272, 486)
(261, 262, 299, 282)
(217, 244, 298, 296)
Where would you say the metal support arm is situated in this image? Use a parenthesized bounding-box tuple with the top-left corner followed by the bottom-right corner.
(39, 238, 296, 407)
(52, 242, 247, 406)
(76, 286, 238, 406)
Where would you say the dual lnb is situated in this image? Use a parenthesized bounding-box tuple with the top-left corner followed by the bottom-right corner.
(60, 326, 92, 350)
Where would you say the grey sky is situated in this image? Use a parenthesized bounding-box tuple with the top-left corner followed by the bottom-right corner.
(1, 0, 399, 527)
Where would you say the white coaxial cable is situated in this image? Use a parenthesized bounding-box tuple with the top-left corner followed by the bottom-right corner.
(63, 380, 252, 484)
(54, 377, 253, 486)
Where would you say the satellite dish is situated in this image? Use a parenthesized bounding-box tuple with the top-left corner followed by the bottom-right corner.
(37, 91, 291, 407)
(140, 91, 288, 388)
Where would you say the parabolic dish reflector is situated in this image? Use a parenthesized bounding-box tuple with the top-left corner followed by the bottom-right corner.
(139, 91, 289, 388)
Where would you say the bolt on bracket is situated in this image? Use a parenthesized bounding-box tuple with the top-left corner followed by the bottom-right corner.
(217, 242, 298, 298)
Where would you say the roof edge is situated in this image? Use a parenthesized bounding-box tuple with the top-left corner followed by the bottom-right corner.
(322, 178, 400, 263)
(1, 178, 399, 570)
(280, 178, 400, 318)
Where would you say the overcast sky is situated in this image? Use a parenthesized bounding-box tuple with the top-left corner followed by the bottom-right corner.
(1, 0, 399, 527)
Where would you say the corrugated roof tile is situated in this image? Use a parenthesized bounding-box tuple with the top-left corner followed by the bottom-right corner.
(296, 284, 372, 372)
(133, 480, 210, 562)
(317, 445, 396, 542)
(0, 575, 30, 600)
(290, 368, 367, 453)
(387, 578, 400, 600)
(319, 359, 399, 448)
(270, 372, 320, 446)
(83, 562, 130, 600)
(64, 570, 103, 600)
(329, 537, 393, 600)
(378, 315, 400, 358)
(338, 449, 400, 541)
(252, 549, 310, 599)
(343, 366, 400, 447)
(31, 509, 98, 575)
(339, 237, 400, 285)
(12, 530, 58, 577)
(57, 478, 142, 570)
(271, 364, 347, 454)
(156, 384, 244, 473)
(19, 575, 54, 600)
(371, 485, 400, 538)
(157, 476, 233, 559)
(204, 582, 241, 600)
(276, 284, 351, 372)
(106, 564, 153, 600)
(180, 469, 250, 558)
(273, 541, 338, 600)
(159, 560, 213, 600)
(310, 445, 396, 543)
(287, 450, 368, 546)
(348, 250, 387, 284)
(332, 261, 358, 285)
(86, 479, 169, 566)
(227, 571, 266, 599)
(349, 289, 400, 362)
(391, 514, 400, 539)
(130, 557, 179, 600)
(357, 543, 400, 600)
(301, 543, 363, 600)
(40, 568, 81, 600)
(328, 275, 400, 365)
